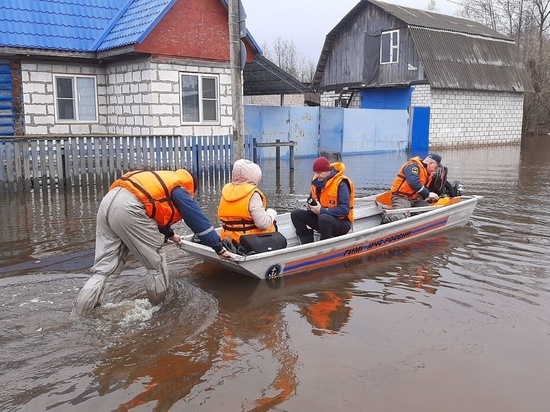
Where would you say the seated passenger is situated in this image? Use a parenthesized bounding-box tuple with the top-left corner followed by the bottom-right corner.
(382, 153, 441, 223)
(218, 159, 277, 246)
(290, 156, 355, 244)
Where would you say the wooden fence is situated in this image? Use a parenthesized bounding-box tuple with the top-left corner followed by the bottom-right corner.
(0, 135, 234, 192)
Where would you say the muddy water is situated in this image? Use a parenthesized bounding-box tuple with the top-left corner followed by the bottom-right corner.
(1, 137, 549, 412)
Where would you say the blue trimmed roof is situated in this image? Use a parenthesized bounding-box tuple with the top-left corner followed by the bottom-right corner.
(0, 0, 177, 52)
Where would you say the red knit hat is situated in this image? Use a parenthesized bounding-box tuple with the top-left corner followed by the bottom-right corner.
(312, 156, 331, 172)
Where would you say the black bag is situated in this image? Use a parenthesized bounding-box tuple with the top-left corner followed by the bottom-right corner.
(239, 232, 287, 255)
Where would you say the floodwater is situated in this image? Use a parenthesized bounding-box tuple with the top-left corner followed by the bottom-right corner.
(1, 137, 549, 412)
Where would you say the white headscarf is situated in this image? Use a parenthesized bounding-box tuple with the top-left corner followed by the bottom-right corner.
(231, 159, 262, 186)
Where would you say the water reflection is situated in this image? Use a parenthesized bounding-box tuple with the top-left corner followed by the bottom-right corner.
(1, 138, 550, 411)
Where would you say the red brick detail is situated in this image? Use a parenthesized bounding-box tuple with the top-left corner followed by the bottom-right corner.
(136, 0, 255, 62)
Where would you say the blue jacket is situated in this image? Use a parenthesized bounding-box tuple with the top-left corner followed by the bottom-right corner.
(158, 187, 223, 253)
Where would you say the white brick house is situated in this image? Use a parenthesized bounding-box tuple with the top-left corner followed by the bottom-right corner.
(0, 0, 260, 138)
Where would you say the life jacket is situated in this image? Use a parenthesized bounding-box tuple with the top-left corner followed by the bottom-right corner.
(310, 162, 355, 223)
(390, 156, 429, 200)
(218, 183, 275, 243)
(110, 169, 194, 227)
(305, 291, 352, 333)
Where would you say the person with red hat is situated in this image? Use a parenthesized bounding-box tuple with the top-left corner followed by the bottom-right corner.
(383, 153, 442, 223)
(291, 157, 355, 244)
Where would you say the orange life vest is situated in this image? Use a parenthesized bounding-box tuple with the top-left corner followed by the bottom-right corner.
(218, 183, 275, 243)
(110, 170, 194, 227)
(310, 162, 355, 223)
(390, 156, 429, 200)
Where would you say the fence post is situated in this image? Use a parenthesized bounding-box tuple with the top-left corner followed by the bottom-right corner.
(253, 138, 257, 163)
(275, 139, 281, 170)
(192, 136, 200, 176)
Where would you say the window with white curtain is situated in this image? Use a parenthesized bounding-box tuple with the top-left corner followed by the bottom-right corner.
(380, 29, 399, 64)
(54, 75, 98, 122)
(180, 73, 219, 124)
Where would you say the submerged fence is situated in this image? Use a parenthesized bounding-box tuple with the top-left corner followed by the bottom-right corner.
(0, 135, 234, 192)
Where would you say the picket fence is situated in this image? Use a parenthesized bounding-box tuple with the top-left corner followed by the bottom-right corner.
(0, 135, 238, 192)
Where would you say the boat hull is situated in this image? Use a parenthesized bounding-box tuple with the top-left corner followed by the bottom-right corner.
(179, 195, 482, 280)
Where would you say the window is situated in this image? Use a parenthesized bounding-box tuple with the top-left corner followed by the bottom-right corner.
(180, 73, 219, 124)
(54, 75, 98, 122)
(380, 30, 399, 64)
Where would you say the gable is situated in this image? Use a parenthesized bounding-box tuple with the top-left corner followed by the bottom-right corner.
(312, 0, 532, 93)
(0, 0, 259, 61)
(135, 0, 235, 61)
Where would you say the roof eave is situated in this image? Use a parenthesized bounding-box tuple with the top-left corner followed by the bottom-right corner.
(0, 47, 97, 60)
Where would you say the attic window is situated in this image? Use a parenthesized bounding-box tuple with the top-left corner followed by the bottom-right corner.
(54, 75, 98, 122)
(180, 73, 219, 124)
(380, 29, 399, 64)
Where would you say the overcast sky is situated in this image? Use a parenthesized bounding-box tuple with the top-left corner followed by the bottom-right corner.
(243, 0, 461, 63)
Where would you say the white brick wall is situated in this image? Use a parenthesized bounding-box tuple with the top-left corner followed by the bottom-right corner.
(21, 58, 233, 136)
(244, 94, 305, 106)
(412, 85, 524, 147)
(411, 84, 431, 106)
(319, 91, 361, 108)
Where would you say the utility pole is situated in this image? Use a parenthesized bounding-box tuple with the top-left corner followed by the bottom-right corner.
(229, 0, 245, 160)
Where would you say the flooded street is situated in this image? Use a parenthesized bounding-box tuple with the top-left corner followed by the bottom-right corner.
(1, 137, 550, 412)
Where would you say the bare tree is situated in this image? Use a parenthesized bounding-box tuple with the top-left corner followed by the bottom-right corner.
(460, 0, 550, 134)
(460, 0, 501, 30)
(261, 37, 315, 83)
(426, 0, 439, 12)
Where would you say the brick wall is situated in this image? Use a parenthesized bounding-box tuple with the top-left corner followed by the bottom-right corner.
(320, 91, 361, 108)
(21, 58, 233, 136)
(22, 62, 108, 135)
(412, 85, 524, 147)
(244, 94, 305, 106)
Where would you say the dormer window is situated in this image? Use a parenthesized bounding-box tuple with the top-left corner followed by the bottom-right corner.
(380, 29, 399, 64)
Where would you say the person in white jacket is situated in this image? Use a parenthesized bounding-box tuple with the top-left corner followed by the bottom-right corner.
(217, 159, 277, 246)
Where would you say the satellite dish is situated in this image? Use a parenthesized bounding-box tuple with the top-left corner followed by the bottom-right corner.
(240, 40, 247, 70)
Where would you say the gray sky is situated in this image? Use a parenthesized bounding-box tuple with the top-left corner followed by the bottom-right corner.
(243, 0, 460, 63)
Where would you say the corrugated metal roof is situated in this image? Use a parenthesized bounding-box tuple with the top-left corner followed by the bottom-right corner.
(410, 27, 533, 92)
(96, 0, 177, 51)
(0, 0, 176, 52)
(370, 0, 509, 40)
(0, 0, 263, 57)
(243, 55, 312, 95)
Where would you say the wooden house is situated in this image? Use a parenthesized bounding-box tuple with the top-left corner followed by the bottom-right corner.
(311, 0, 533, 147)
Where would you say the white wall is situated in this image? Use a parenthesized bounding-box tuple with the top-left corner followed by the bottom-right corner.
(244, 94, 305, 106)
(22, 62, 108, 135)
(21, 57, 233, 136)
(412, 84, 524, 147)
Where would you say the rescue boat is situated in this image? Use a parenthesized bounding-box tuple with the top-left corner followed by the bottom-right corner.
(179, 192, 482, 280)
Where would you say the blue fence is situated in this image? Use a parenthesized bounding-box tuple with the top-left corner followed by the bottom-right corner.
(1, 135, 234, 192)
